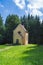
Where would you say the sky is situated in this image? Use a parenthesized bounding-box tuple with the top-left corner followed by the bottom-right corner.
(0, 0, 43, 23)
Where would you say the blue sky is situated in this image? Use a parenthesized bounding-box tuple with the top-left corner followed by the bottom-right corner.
(0, 0, 43, 23)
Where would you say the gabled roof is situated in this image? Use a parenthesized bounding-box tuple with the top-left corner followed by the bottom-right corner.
(13, 24, 28, 33)
(19, 24, 27, 32)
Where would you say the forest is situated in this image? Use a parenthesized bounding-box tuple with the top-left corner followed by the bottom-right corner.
(0, 14, 43, 45)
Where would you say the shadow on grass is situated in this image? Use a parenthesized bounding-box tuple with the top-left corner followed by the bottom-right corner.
(19, 45, 43, 65)
(5, 43, 22, 46)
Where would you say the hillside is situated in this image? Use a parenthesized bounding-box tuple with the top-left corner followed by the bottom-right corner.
(0, 44, 43, 65)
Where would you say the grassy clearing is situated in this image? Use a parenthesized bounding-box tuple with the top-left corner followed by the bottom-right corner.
(0, 45, 8, 49)
(0, 44, 43, 65)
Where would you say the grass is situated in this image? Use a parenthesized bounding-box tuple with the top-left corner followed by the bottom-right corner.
(0, 45, 8, 49)
(0, 44, 43, 65)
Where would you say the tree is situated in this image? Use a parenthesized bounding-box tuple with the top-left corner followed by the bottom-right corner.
(5, 14, 21, 43)
(40, 21, 43, 44)
(0, 15, 3, 27)
(28, 15, 40, 44)
(21, 15, 41, 44)
(0, 14, 4, 44)
(21, 15, 29, 31)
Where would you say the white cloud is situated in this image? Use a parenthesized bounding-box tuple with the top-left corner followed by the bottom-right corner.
(31, 9, 43, 16)
(13, 0, 43, 19)
(13, 0, 25, 9)
(27, 0, 43, 9)
(25, 10, 28, 16)
(25, 0, 43, 17)
(0, 3, 4, 8)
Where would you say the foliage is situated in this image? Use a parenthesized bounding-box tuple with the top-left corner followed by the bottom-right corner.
(5, 14, 21, 43)
(0, 15, 5, 44)
(0, 14, 43, 44)
(40, 22, 43, 44)
(21, 15, 43, 44)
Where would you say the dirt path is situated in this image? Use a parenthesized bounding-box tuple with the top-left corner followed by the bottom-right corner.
(0, 46, 13, 52)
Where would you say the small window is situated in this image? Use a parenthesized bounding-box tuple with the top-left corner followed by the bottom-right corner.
(18, 31, 21, 34)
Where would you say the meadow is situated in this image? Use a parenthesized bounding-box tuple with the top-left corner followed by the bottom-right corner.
(0, 44, 43, 65)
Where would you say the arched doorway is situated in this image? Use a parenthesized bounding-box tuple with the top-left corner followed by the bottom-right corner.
(16, 39, 19, 45)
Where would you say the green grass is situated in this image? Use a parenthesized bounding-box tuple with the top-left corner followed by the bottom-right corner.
(0, 44, 43, 65)
(0, 45, 8, 49)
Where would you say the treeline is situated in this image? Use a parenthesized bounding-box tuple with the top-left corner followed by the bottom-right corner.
(21, 15, 43, 44)
(0, 14, 43, 45)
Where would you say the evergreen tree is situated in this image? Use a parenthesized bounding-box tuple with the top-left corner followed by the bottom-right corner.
(5, 14, 21, 43)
